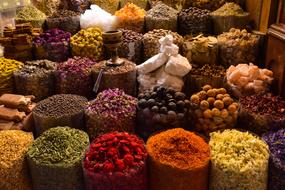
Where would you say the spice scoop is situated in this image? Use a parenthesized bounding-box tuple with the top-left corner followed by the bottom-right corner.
(92, 30, 137, 96)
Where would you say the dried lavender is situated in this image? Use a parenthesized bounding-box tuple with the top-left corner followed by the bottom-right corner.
(34, 29, 71, 62)
(13, 60, 56, 102)
(33, 94, 88, 135)
(85, 89, 137, 140)
(55, 57, 96, 98)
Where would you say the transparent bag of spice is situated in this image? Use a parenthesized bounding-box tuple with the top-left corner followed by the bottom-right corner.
(182, 35, 218, 67)
(115, 3, 146, 33)
(46, 10, 80, 34)
(218, 28, 259, 67)
(238, 93, 285, 135)
(83, 132, 148, 190)
(89, 0, 119, 14)
(13, 60, 56, 102)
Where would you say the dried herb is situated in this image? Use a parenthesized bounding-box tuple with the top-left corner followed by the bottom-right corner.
(15, 5, 46, 28)
(209, 129, 269, 190)
(27, 127, 89, 190)
(89, 0, 119, 14)
(84, 132, 147, 190)
(0, 130, 33, 190)
(189, 64, 225, 77)
(263, 129, 285, 190)
(85, 89, 137, 140)
(212, 2, 246, 16)
(146, 128, 210, 190)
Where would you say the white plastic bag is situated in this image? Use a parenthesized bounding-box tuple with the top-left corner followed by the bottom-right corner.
(165, 54, 192, 77)
(136, 53, 168, 74)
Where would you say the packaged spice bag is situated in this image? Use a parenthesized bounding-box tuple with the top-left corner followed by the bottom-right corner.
(34, 29, 71, 62)
(85, 89, 137, 140)
(120, 0, 149, 10)
(136, 86, 191, 141)
(118, 29, 144, 64)
(263, 129, 285, 190)
(13, 60, 56, 102)
(218, 28, 259, 67)
(145, 2, 178, 32)
(238, 93, 285, 135)
(209, 130, 269, 190)
(32, 94, 88, 136)
(15, 5, 47, 28)
(211, 3, 249, 34)
(55, 57, 96, 98)
(83, 132, 148, 190)
(89, 0, 119, 14)
(115, 3, 146, 33)
(182, 35, 218, 66)
(46, 10, 80, 34)
(27, 127, 89, 190)
(0, 130, 33, 190)
(147, 128, 210, 190)
(92, 58, 137, 96)
(190, 85, 239, 135)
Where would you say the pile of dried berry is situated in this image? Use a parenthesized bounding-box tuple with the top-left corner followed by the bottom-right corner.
(190, 85, 239, 135)
(239, 93, 285, 135)
(85, 89, 137, 140)
(55, 57, 96, 98)
(84, 132, 148, 190)
(136, 86, 191, 140)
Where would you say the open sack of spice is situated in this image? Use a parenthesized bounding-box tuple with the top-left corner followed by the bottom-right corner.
(137, 35, 192, 92)
(80, 5, 117, 32)
(226, 63, 273, 98)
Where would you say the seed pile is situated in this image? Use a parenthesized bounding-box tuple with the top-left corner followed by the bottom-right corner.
(146, 2, 178, 31)
(115, 3, 146, 33)
(15, 5, 46, 28)
(209, 130, 269, 190)
(56, 57, 96, 98)
(137, 86, 191, 140)
(147, 128, 210, 190)
(34, 29, 71, 62)
(143, 29, 183, 59)
(71, 27, 103, 60)
(118, 29, 144, 64)
(0, 130, 33, 190)
(218, 28, 259, 67)
(14, 60, 56, 101)
(239, 93, 285, 134)
(33, 94, 88, 135)
(84, 132, 147, 190)
(178, 7, 211, 35)
(263, 129, 285, 190)
(190, 85, 239, 134)
(85, 89, 137, 140)
(27, 127, 89, 190)
(0, 58, 23, 94)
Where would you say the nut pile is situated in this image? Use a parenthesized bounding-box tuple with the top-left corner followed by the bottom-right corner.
(34, 29, 71, 62)
(85, 89, 137, 140)
(71, 27, 103, 60)
(145, 2, 178, 32)
(33, 94, 88, 135)
(0, 130, 33, 190)
(143, 29, 183, 59)
(239, 93, 285, 134)
(46, 10, 80, 34)
(115, 3, 146, 33)
(84, 132, 147, 190)
(263, 129, 285, 190)
(0, 58, 23, 94)
(178, 7, 211, 35)
(136, 86, 191, 140)
(14, 60, 56, 101)
(190, 85, 239, 134)
(226, 63, 273, 97)
(15, 5, 46, 28)
(27, 127, 89, 190)
(182, 35, 218, 66)
(218, 28, 259, 67)
(55, 57, 96, 98)
(209, 129, 269, 190)
(118, 29, 144, 64)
